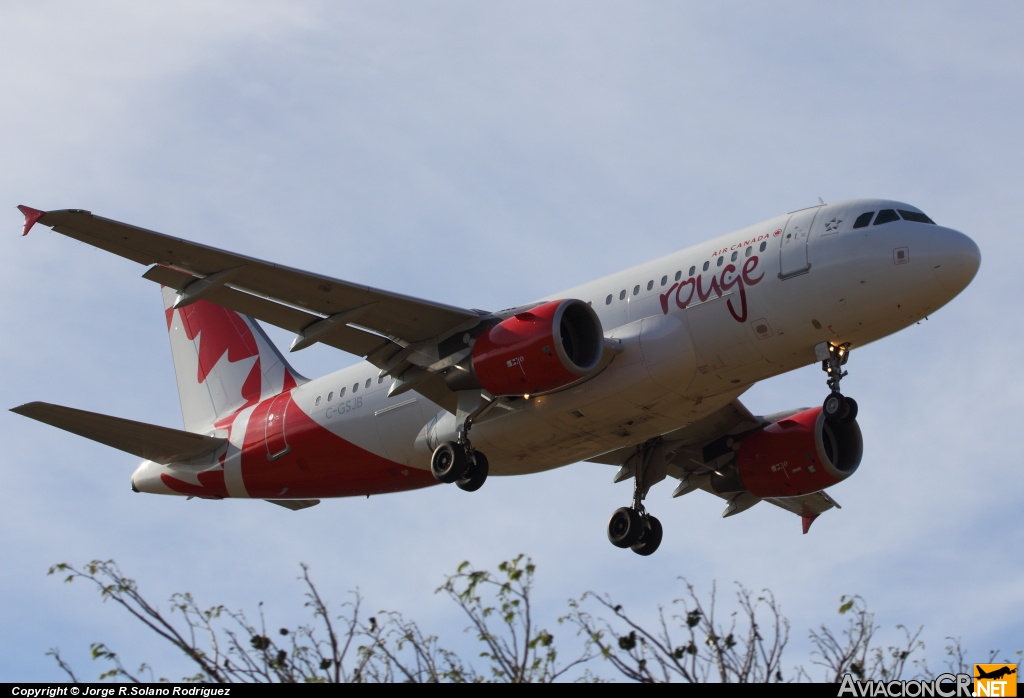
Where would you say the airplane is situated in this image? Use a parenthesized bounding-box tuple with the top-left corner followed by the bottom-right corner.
(974, 663, 1015, 679)
(11, 199, 980, 556)
(975, 666, 1017, 681)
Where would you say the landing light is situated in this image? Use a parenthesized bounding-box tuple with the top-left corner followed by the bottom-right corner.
(523, 394, 530, 400)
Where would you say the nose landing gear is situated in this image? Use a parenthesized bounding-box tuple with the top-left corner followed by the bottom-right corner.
(818, 341, 858, 424)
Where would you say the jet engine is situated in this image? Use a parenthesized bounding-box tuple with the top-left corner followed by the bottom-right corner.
(709, 407, 862, 498)
(445, 299, 604, 397)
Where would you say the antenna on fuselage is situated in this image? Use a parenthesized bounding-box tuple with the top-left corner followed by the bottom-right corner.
(817, 196, 825, 205)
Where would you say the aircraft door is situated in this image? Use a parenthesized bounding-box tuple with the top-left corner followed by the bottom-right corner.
(265, 393, 291, 461)
(779, 207, 818, 278)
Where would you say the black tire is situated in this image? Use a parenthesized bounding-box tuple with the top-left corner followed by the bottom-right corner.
(457, 451, 489, 492)
(431, 442, 466, 483)
(631, 515, 664, 556)
(823, 393, 847, 422)
(608, 507, 643, 548)
(840, 397, 858, 424)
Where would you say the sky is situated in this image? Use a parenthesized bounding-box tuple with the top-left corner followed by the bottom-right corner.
(1, 0, 1021, 682)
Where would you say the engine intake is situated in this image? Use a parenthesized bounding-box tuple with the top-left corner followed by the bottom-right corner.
(447, 299, 604, 397)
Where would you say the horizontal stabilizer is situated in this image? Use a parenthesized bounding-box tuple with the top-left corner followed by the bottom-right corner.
(266, 499, 321, 511)
(10, 402, 226, 464)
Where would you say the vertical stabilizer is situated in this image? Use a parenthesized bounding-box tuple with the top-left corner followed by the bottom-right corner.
(161, 287, 306, 432)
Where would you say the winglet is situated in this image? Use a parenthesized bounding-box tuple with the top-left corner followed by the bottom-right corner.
(801, 513, 819, 534)
(17, 205, 45, 236)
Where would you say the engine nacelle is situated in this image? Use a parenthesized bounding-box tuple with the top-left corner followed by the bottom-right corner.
(711, 407, 862, 498)
(451, 299, 604, 397)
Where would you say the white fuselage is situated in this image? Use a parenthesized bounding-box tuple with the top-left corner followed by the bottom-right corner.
(226, 198, 978, 480)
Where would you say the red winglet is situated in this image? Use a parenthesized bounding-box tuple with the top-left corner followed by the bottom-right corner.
(801, 513, 820, 534)
(17, 205, 45, 236)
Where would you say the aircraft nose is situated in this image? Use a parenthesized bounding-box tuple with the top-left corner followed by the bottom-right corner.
(931, 227, 981, 294)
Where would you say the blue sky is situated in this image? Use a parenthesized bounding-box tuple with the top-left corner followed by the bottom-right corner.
(1, 1, 1021, 681)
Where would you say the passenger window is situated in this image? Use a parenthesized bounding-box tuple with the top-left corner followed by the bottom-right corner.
(353, 383, 359, 393)
(702, 261, 710, 272)
(717, 256, 724, 267)
(731, 251, 738, 262)
(689, 266, 695, 276)
(853, 211, 874, 229)
(898, 209, 935, 224)
(661, 275, 668, 286)
(874, 209, 900, 225)
(340, 387, 346, 396)
(759, 242, 767, 252)
(646, 280, 653, 291)
(619, 290, 626, 300)
(327, 391, 333, 402)
(675, 270, 682, 281)
(605, 294, 612, 305)
(745, 246, 752, 257)
(378, 376, 384, 384)
(365, 378, 371, 388)
(315, 396, 321, 406)
(633, 285, 640, 296)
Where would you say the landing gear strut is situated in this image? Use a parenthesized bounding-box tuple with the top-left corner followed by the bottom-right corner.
(430, 391, 493, 491)
(819, 341, 858, 424)
(607, 439, 666, 556)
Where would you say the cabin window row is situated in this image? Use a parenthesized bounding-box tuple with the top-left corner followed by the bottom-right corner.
(603, 241, 769, 305)
(314, 375, 388, 406)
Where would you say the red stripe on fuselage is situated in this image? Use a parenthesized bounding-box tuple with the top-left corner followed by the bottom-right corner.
(159, 391, 436, 500)
(235, 392, 437, 498)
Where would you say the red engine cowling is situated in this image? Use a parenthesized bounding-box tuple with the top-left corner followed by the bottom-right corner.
(731, 407, 862, 498)
(466, 299, 604, 397)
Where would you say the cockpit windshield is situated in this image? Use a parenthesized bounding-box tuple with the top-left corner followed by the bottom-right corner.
(851, 208, 936, 229)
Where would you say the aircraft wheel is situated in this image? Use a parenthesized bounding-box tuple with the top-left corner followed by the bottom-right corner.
(608, 507, 643, 548)
(840, 397, 859, 424)
(457, 451, 489, 492)
(631, 516, 664, 556)
(431, 441, 466, 484)
(822, 393, 847, 423)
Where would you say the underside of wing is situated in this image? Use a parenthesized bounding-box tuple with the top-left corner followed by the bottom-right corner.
(586, 399, 762, 467)
(24, 208, 489, 396)
(11, 402, 226, 465)
(592, 399, 842, 533)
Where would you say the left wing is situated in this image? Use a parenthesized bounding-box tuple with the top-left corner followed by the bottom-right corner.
(20, 206, 492, 410)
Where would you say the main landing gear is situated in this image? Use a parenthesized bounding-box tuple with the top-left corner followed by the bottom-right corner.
(607, 439, 667, 556)
(430, 391, 492, 492)
(430, 441, 489, 492)
(819, 341, 858, 425)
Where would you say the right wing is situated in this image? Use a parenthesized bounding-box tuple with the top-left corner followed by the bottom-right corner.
(588, 399, 840, 532)
(21, 207, 491, 410)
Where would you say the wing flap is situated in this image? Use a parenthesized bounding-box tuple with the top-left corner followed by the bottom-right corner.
(142, 265, 392, 358)
(11, 402, 226, 464)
